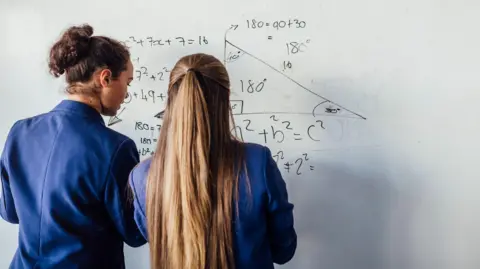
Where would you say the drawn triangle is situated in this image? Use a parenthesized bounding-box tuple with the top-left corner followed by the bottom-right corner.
(154, 110, 165, 119)
(224, 40, 366, 120)
(108, 116, 122, 126)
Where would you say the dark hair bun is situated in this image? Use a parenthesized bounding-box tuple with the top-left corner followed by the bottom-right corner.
(48, 24, 94, 77)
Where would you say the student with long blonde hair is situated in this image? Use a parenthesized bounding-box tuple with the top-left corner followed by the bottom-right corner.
(129, 53, 297, 269)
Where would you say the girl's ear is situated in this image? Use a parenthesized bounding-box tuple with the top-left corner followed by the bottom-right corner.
(99, 68, 113, 87)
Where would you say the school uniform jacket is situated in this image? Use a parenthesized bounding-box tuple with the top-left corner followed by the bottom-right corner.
(0, 100, 146, 269)
(129, 142, 297, 269)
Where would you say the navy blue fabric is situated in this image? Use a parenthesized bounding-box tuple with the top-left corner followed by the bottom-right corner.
(129, 143, 297, 269)
(0, 100, 146, 269)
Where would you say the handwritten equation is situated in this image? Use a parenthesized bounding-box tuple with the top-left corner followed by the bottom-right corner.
(232, 114, 328, 143)
(122, 36, 208, 48)
(272, 150, 315, 175)
(135, 66, 171, 82)
(122, 89, 167, 105)
(134, 121, 160, 157)
(244, 19, 307, 30)
(135, 146, 316, 176)
(117, 59, 171, 107)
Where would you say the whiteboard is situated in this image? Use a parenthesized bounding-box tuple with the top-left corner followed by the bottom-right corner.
(1, 0, 480, 268)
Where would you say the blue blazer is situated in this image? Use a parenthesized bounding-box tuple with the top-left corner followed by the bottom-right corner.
(129, 142, 297, 269)
(0, 100, 146, 269)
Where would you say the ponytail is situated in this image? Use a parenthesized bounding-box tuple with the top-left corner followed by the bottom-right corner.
(147, 54, 241, 269)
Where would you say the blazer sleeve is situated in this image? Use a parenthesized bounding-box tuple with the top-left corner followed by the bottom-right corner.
(103, 138, 146, 247)
(264, 147, 297, 264)
(128, 168, 149, 241)
(0, 123, 19, 224)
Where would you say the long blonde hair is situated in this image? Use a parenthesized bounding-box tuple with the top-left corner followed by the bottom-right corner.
(146, 53, 244, 269)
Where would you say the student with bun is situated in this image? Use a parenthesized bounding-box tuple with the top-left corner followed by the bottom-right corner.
(129, 53, 297, 269)
(0, 24, 146, 268)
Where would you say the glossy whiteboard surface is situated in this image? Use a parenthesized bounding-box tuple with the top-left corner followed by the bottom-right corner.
(1, 1, 479, 268)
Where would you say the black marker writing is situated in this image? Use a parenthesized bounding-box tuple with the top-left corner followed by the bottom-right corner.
(240, 79, 267, 93)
